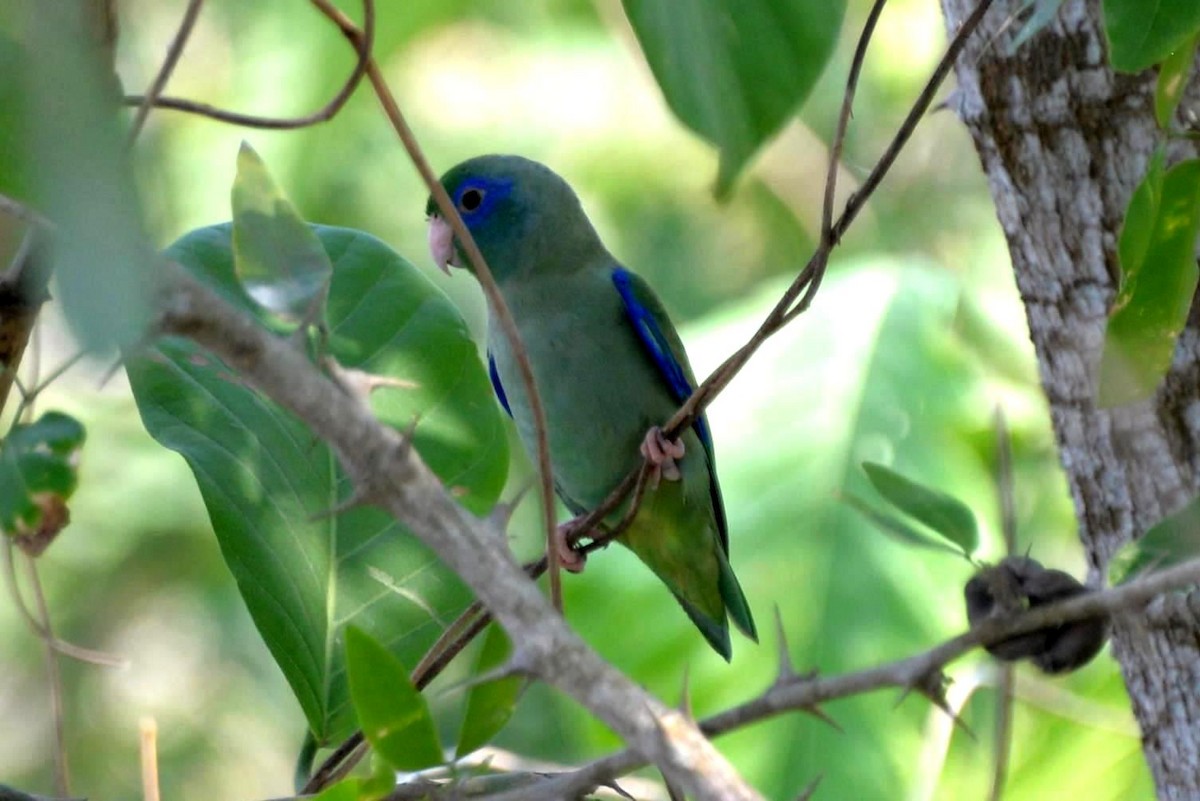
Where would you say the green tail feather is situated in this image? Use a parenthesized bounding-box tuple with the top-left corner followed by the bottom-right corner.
(659, 548, 756, 662)
(717, 547, 758, 642)
(675, 594, 733, 661)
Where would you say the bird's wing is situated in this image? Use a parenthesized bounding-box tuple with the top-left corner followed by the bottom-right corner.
(611, 266, 729, 550)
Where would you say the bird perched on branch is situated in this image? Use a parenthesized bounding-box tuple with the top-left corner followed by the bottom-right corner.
(427, 155, 756, 659)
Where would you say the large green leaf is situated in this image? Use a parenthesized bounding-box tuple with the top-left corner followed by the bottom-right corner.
(126, 224, 507, 743)
(1104, 0, 1200, 72)
(1098, 155, 1200, 407)
(622, 0, 844, 197)
(345, 625, 444, 772)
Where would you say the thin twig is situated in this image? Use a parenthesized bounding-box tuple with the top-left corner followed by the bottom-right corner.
(990, 405, 1016, 800)
(121, 0, 375, 131)
(23, 550, 70, 796)
(126, 0, 205, 144)
(10, 349, 89, 427)
(330, 14, 562, 611)
(989, 664, 1014, 801)
(485, 557, 1200, 801)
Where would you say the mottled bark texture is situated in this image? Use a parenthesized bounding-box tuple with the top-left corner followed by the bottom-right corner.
(939, 1, 1200, 796)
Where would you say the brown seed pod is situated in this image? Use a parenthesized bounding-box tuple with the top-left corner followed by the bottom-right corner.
(964, 556, 1108, 674)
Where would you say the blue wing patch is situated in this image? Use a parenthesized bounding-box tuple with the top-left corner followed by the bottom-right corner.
(611, 267, 711, 450)
(488, 350, 512, 418)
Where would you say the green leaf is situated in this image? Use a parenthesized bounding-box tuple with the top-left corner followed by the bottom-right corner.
(456, 624, 525, 757)
(345, 626, 443, 772)
(0, 412, 85, 534)
(1099, 156, 1200, 407)
(1155, 34, 1198, 128)
(1109, 495, 1200, 584)
(232, 142, 333, 322)
(861, 462, 979, 555)
(19, 3, 155, 351)
(1104, 0, 1200, 72)
(622, 0, 844, 197)
(840, 491, 970, 558)
(1008, 0, 1068, 53)
(126, 224, 508, 743)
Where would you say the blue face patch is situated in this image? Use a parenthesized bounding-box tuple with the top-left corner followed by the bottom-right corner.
(452, 176, 514, 225)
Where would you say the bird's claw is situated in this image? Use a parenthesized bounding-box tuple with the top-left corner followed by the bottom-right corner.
(554, 522, 587, 573)
(640, 426, 685, 488)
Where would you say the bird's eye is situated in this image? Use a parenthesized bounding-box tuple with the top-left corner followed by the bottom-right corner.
(458, 187, 485, 213)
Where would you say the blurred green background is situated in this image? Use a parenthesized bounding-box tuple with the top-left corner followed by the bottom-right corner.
(1, 0, 1152, 799)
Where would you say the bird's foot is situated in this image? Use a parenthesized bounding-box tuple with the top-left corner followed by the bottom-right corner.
(640, 426, 685, 488)
(554, 521, 588, 573)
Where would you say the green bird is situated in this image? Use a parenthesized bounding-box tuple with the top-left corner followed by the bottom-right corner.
(427, 155, 757, 659)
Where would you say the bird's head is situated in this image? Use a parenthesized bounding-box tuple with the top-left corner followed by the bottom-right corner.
(426, 155, 605, 282)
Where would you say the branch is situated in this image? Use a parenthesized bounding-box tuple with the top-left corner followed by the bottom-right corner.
(155, 266, 762, 801)
(125, 0, 204, 143)
(489, 558, 1200, 800)
(121, 0, 375, 131)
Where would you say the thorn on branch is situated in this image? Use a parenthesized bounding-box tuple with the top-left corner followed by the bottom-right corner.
(603, 779, 639, 800)
(677, 667, 694, 722)
(801, 704, 843, 734)
(309, 489, 371, 522)
(772, 606, 798, 685)
(487, 484, 531, 533)
(904, 670, 974, 739)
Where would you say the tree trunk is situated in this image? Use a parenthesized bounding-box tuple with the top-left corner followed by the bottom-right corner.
(938, 0, 1200, 797)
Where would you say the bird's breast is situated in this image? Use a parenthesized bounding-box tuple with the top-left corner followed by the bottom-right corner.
(488, 274, 677, 509)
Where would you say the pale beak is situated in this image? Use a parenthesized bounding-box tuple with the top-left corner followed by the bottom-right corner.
(427, 214, 456, 276)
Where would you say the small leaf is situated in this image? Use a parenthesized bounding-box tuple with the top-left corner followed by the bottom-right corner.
(0, 411, 85, 536)
(345, 626, 443, 772)
(232, 142, 333, 322)
(1155, 34, 1198, 128)
(840, 491, 969, 558)
(1099, 155, 1200, 407)
(1109, 495, 1200, 585)
(1007, 0, 1067, 53)
(456, 624, 525, 757)
(861, 462, 979, 555)
(6, 411, 86, 455)
(1104, 0, 1200, 72)
(623, 0, 845, 197)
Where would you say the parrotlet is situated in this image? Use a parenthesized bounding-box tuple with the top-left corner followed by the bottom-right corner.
(426, 155, 756, 659)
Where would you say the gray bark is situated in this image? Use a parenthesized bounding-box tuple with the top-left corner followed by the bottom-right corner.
(938, 0, 1200, 797)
